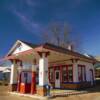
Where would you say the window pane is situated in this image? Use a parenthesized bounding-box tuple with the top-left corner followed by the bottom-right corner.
(62, 66, 67, 82)
(78, 66, 82, 81)
(56, 72, 59, 79)
(49, 68, 54, 82)
(78, 65, 86, 82)
(68, 66, 73, 82)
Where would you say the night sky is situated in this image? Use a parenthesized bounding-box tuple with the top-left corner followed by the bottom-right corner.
(0, 0, 100, 58)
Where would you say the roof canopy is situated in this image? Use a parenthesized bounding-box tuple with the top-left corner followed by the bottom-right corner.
(1, 40, 98, 64)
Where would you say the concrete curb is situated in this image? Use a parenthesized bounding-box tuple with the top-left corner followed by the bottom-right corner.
(8, 91, 88, 99)
(51, 91, 88, 97)
(8, 92, 51, 100)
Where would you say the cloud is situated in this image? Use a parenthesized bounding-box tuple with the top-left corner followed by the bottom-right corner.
(6, 0, 46, 37)
(11, 8, 43, 37)
(7, 0, 90, 37)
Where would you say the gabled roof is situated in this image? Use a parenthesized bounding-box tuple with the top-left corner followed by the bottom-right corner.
(5, 40, 97, 62)
(7, 40, 38, 56)
(41, 43, 97, 62)
(21, 40, 38, 48)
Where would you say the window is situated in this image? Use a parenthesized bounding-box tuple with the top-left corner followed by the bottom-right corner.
(56, 72, 59, 79)
(62, 66, 67, 82)
(68, 66, 73, 82)
(62, 65, 73, 82)
(24, 72, 28, 83)
(83, 67, 86, 81)
(78, 65, 86, 82)
(49, 68, 54, 82)
(78, 66, 82, 82)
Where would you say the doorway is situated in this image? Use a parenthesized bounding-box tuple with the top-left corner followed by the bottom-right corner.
(89, 69, 94, 86)
(55, 70, 60, 88)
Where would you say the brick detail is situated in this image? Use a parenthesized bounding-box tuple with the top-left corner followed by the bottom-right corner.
(37, 86, 47, 96)
(31, 72, 36, 94)
(61, 82, 92, 89)
(9, 84, 17, 91)
(51, 82, 92, 89)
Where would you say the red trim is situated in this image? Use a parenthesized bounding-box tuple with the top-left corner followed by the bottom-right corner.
(60, 65, 62, 82)
(61, 65, 73, 82)
(1, 42, 97, 64)
(48, 67, 54, 82)
(2, 49, 33, 60)
(49, 64, 73, 83)
(31, 72, 36, 94)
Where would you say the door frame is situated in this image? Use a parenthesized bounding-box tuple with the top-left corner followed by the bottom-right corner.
(55, 70, 60, 88)
(89, 69, 94, 86)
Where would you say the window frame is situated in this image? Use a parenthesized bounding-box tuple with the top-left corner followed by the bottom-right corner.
(49, 65, 73, 83)
(78, 65, 86, 82)
(67, 65, 73, 82)
(49, 67, 54, 82)
(62, 65, 73, 83)
(62, 65, 68, 82)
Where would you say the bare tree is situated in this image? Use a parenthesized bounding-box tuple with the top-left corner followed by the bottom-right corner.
(60, 23, 70, 48)
(42, 22, 82, 52)
(42, 22, 62, 46)
(51, 23, 60, 45)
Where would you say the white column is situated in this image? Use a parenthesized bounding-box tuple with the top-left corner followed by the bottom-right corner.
(39, 53, 48, 86)
(10, 60, 18, 84)
(73, 62, 78, 82)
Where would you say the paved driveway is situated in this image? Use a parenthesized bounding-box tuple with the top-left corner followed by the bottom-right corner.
(0, 85, 100, 100)
(0, 86, 38, 100)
